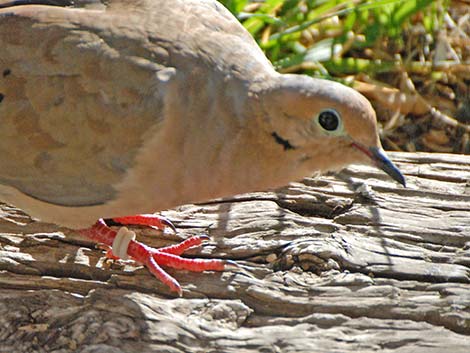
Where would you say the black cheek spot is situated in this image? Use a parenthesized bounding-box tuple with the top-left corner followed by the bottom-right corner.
(271, 132, 296, 151)
(0, 93, 4, 103)
(2, 69, 11, 77)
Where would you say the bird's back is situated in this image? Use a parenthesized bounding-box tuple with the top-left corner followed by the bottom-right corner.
(0, 0, 273, 207)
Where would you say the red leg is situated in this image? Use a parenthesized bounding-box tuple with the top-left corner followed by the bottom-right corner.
(112, 214, 176, 232)
(158, 235, 210, 255)
(78, 219, 230, 296)
(146, 255, 182, 295)
(110, 216, 206, 255)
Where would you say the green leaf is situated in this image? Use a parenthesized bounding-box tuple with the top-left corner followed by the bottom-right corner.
(221, 0, 248, 14)
(392, 0, 434, 26)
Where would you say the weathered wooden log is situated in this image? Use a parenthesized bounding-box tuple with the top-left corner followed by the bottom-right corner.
(0, 152, 469, 352)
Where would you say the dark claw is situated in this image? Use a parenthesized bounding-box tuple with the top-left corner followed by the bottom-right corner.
(223, 260, 239, 270)
(160, 217, 177, 233)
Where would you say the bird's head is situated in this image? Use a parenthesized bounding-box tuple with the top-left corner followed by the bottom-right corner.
(257, 74, 405, 186)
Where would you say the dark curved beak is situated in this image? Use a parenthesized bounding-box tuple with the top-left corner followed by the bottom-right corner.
(352, 143, 406, 187)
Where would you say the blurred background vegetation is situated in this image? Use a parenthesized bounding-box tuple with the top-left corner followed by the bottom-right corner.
(218, 0, 470, 154)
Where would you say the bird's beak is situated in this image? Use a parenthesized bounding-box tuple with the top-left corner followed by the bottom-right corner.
(352, 143, 406, 187)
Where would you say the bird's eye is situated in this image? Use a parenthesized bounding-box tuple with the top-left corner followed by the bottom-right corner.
(317, 109, 340, 131)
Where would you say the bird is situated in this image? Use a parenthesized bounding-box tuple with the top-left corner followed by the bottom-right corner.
(0, 0, 405, 295)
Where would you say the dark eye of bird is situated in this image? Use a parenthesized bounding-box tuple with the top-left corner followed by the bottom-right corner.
(318, 110, 340, 131)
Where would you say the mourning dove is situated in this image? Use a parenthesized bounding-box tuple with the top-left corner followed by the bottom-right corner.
(0, 0, 405, 295)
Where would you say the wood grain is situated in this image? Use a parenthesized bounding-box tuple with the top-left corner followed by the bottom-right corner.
(0, 152, 469, 352)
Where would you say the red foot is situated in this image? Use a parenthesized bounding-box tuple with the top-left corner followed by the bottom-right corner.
(112, 214, 176, 233)
(78, 218, 229, 296)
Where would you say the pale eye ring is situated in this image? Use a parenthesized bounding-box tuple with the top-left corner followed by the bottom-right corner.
(317, 109, 341, 132)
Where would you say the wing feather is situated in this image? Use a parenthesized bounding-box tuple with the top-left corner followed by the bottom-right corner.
(0, 4, 173, 206)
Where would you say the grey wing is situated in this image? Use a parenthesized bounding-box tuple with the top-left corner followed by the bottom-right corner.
(0, 4, 174, 206)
